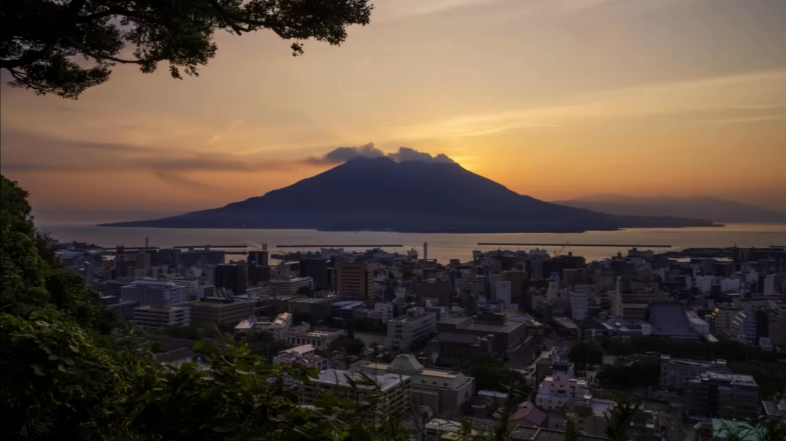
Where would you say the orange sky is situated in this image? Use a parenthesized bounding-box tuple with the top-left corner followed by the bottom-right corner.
(2, 0, 785, 221)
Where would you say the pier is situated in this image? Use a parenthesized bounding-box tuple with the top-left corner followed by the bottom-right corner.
(275, 244, 404, 248)
(476, 243, 672, 248)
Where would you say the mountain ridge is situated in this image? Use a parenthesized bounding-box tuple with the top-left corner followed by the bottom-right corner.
(555, 195, 786, 223)
(100, 157, 718, 233)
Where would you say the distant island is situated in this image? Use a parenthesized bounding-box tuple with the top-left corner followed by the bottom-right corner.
(555, 195, 786, 224)
(100, 157, 719, 233)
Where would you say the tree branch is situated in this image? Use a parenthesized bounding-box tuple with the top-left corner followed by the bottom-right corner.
(63, 37, 142, 64)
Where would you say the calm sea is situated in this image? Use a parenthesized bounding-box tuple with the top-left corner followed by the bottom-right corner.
(37, 223, 786, 263)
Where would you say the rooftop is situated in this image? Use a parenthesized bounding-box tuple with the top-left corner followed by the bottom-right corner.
(313, 369, 408, 392)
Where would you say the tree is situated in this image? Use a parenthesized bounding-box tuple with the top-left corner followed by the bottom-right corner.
(329, 335, 365, 356)
(568, 340, 604, 370)
(0, 0, 373, 98)
(467, 356, 532, 395)
(603, 394, 642, 441)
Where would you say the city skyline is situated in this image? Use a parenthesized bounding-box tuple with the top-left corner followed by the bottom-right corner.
(2, 0, 786, 219)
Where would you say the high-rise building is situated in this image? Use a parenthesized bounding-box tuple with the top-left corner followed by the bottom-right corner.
(569, 291, 588, 321)
(335, 259, 374, 299)
(214, 264, 247, 295)
(300, 258, 331, 290)
(188, 300, 255, 327)
(659, 356, 731, 391)
(247, 250, 269, 267)
(501, 270, 528, 302)
(493, 280, 512, 306)
(415, 278, 453, 307)
(247, 264, 271, 285)
(120, 279, 186, 307)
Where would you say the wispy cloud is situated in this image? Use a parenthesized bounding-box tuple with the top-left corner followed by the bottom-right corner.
(399, 69, 786, 139)
(207, 119, 244, 145)
(304, 144, 455, 164)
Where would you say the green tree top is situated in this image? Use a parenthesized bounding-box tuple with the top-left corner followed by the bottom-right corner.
(0, 0, 373, 98)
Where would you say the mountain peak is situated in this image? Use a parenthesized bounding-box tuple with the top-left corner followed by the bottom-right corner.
(100, 161, 717, 232)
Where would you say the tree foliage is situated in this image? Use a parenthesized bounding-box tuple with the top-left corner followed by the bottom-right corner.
(0, 0, 373, 98)
(329, 335, 365, 356)
(595, 363, 660, 389)
(568, 340, 604, 369)
(468, 356, 531, 394)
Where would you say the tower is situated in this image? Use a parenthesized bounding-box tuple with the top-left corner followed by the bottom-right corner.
(424, 242, 428, 261)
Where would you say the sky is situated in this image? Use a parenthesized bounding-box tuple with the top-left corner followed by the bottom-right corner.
(2, 0, 786, 223)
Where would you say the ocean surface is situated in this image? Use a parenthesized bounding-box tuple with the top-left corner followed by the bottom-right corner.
(38, 223, 786, 264)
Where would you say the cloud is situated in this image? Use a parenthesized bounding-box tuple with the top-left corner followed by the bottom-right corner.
(305, 144, 455, 165)
(387, 147, 455, 164)
(304, 142, 385, 164)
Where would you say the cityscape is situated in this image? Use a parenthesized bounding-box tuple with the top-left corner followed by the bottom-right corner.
(51, 237, 786, 440)
(2, 0, 785, 440)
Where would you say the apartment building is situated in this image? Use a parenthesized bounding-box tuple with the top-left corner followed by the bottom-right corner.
(385, 307, 437, 351)
(133, 304, 190, 329)
(685, 373, 759, 419)
(659, 356, 731, 391)
(120, 279, 186, 307)
(335, 259, 375, 299)
(535, 362, 590, 411)
(188, 300, 255, 328)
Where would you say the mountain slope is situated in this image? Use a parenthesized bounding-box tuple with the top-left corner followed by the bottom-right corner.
(555, 195, 786, 223)
(101, 158, 716, 232)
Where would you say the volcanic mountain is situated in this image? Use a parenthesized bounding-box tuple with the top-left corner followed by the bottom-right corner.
(101, 157, 717, 232)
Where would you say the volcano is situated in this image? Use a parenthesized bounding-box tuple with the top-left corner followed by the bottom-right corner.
(101, 157, 716, 232)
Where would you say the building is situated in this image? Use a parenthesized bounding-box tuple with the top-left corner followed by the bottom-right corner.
(247, 250, 269, 267)
(501, 270, 528, 303)
(685, 373, 759, 419)
(247, 264, 271, 285)
(646, 302, 702, 339)
(415, 278, 453, 308)
(687, 312, 711, 336)
(300, 258, 331, 291)
(108, 300, 140, 320)
(354, 354, 475, 418)
(286, 324, 345, 351)
(373, 302, 395, 323)
(120, 279, 186, 307)
(171, 279, 199, 301)
(556, 396, 616, 437)
(660, 356, 731, 391)
(428, 332, 495, 368)
(385, 307, 437, 351)
(335, 259, 375, 299)
(436, 311, 527, 354)
(706, 307, 739, 336)
(133, 304, 191, 329)
(188, 300, 255, 328)
(235, 312, 293, 339)
(535, 362, 590, 411)
(332, 300, 366, 320)
(300, 369, 410, 421)
(273, 345, 329, 372)
(214, 264, 247, 295)
(611, 277, 659, 321)
(569, 291, 589, 321)
(269, 277, 312, 296)
(493, 281, 512, 307)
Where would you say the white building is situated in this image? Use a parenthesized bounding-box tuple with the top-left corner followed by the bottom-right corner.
(569, 291, 589, 321)
(494, 281, 512, 306)
(274, 345, 329, 372)
(535, 362, 590, 411)
(133, 304, 190, 329)
(373, 302, 395, 323)
(385, 307, 437, 351)
(120, 279, 186, 307)
(687, 312, 710, 335)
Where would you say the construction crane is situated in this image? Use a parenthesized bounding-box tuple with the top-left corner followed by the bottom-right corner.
(553, 241, 570, 258)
